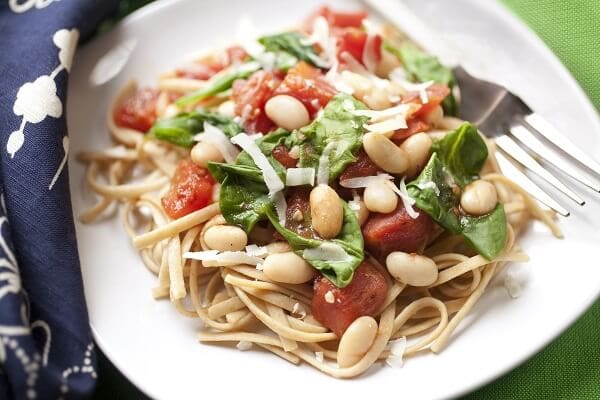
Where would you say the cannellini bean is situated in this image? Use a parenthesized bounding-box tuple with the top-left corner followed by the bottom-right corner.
(362, 132, 409, 174)
(363, 181, 397, 213)
(337, 316, 378, 368)
(400, 132, 433, 177)
(460, 180, 498, 216)
(423, 105, 444, 127)
(265, 241, 292, 254)
(265, 95, 310, 130)
(353, 200, 370, 226)
(262, 252, 314, 284)
(340, 70, 373, 99)
(217, 100, 235, 117)
(376, 49, 402, 78)
(204, 225, 248, 252)
(386, 252, 438, 287)
(363, 87, 392, 110)
(191, 141, 224, 167)
(310, 185, 343, 239)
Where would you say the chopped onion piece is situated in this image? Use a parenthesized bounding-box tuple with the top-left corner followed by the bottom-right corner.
(386, 178, 419, 219)
(286, 168, 315, 187)
(385, 337, 407, 368)
(231, 133, 284, 196)
(245, 244, 268, 258)
(340, 173, 394, 189)
(303, 243, 352, 262)
(194, 122, 240, 163)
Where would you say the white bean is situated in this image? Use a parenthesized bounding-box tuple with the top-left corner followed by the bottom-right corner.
(337, 316, 378, 367)
(191, 141, 224, 168)
(217, 100, 235, 117)
(265, 95, 310, 130)
(265, 241, 292, 254)
(362, 132, 409, 174)
(363, 181, 397, 213)
(460, 180, 498, 216)
(262, 252, 314, 284)
(400, 132, 433, 177)
(376, 49, 402, 78)
(363, 87, 392, 111)
(204, 225, 248, 252)
(386, 252, 438, 287)
(310, 185, 343, 239)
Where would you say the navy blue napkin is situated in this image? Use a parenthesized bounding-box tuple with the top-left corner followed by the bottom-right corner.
(0, 2, 120, 399)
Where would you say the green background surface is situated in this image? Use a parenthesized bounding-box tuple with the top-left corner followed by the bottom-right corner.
(93, 1, 600, 398)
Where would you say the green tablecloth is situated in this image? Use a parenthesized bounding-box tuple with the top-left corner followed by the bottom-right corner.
(466, 0, 600, 398)
(94, 1, 600, 398)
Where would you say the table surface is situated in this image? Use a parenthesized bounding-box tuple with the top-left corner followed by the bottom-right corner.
(92, 1, 600, 398)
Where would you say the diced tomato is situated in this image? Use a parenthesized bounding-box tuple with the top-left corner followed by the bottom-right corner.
(285, 187, 316, 239)
(175, 45, 249, 81)
(402, 83, 450, 118)
(336, 29, 382, 66)
(312, 261, 388, 337)
(272, 145, 298, 168)
(362, 203, 434, 262)
(339, 149, 382, 183)
(391, 118, 431, 143)
(113, 88, 159, 132)
(161, 160, 215, 219)
(305, 5, 368, 30)
(232, 70, 281, 133)
(274, 62, 336, 115)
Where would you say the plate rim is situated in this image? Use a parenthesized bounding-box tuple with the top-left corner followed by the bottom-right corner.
(79, 0, 600, 398)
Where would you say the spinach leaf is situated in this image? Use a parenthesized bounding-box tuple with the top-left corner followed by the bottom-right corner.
(407, 122, 507, 259)
(259, 32, 326, 68)
(298, 94, 369, 181)
(384, 41, 458, 116)
(431, 122, 488, 187)
(175, 61, 261, 107)
(149, 110, 243, 148)
(265, 201, 364, 287)
(208, 162, 271, 232)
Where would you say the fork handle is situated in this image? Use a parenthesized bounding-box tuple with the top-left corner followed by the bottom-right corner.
(362, 0, 460, 67)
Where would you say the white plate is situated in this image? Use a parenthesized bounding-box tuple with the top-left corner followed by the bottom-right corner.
(67, 1, 600, 399)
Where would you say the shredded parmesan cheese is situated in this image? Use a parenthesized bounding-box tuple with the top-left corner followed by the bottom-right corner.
(339, 173, 394, 189)
(386, 178, 419, 219)
(194, 123, 240, 163)
(286, 168, 315, 187)
(303, 243, 352, 262)
(245, 244, 268, 258)
(361, 20, 381, 74)
(385, 337, 407, 368)
(317, 142, 336, 185)
(292, 302, 307, 319)
(231, 133, 284, 196)
(504, 272, 522, 299)
(272, 191, 288, 226)
(303, 16, 336, 68)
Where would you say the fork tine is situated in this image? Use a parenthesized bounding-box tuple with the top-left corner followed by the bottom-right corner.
(524, 113, 600, 178)
(495, 135, 585, 205)
(495, 151, 569, 217)
(509, 124, 600, 192)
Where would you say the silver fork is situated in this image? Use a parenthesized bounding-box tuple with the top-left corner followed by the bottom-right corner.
(363, 0, 600, 217)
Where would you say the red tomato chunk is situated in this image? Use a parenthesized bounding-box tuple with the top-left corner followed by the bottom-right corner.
(336, 29, 382, 67)
(312, 261, 388, 337)
(391, 117, 431, 143)
(175, 45, 249, 80)
(305, 5, 368, 30)
(274, 62, 336, 116)
(362, 203, 434, 262)
(113, 88, 160, 132)
(161, 160, 215, 219)
(402, 83, 450, 118)
(271, 144, 298, 169)
(232, 70, 281, 134)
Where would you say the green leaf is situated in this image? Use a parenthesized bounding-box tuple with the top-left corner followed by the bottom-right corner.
(258, 32, 326, 68)
(407, 123, 506, 260)
(298, 94, 369, 181)
(149, 110, 243, 148)
(431, 122, 488, 187)
(384, 41, 458, 116)
(265, 201, 364, 287)
(273, 51, 298, 71)
(175, 61, 261, 107)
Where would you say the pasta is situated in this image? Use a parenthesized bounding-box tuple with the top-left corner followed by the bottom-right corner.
(78, 5, 560, 378)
